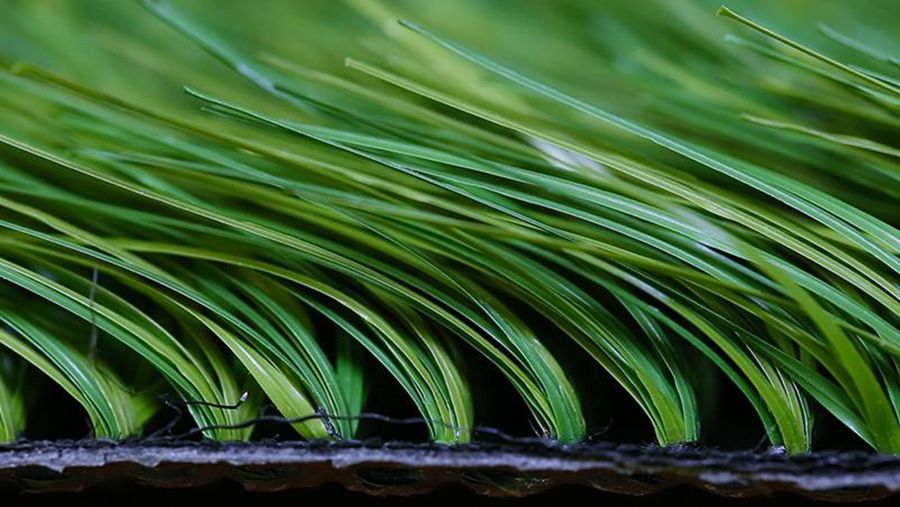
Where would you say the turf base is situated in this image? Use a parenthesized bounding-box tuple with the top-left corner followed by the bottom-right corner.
(1, 440, 899, 501)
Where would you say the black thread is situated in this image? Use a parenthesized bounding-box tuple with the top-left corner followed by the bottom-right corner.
(145, 394, 187, 439)
(181, 391, 249, 410)
(147, 392, 251, 439)
(180, 413, 534, 444)
(145, 393, 555, 446)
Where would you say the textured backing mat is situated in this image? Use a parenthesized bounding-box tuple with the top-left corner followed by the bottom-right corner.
(1, 441, 899, 501)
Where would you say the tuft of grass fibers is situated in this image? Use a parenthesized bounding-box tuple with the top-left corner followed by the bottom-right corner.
(0, 0, 897, 453)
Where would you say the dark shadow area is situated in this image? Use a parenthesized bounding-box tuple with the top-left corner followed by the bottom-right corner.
(3, 482, 898, 507)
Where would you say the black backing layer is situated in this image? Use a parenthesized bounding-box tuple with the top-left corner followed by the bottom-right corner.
(1, 440, 898, 501)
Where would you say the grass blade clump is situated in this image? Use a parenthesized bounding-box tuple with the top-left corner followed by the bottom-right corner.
(0, 0, 897, 453)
